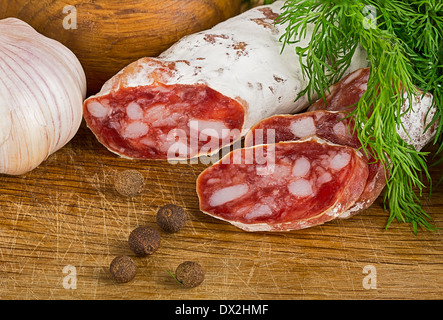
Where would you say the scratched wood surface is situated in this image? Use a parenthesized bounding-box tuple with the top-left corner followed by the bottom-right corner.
(0, 120, 442, 300)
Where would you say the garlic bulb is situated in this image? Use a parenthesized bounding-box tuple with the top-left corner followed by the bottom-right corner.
(0, 18, 86, 175)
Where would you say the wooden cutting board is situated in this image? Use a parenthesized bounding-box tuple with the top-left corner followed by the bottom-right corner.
(0, 121, 442, 300)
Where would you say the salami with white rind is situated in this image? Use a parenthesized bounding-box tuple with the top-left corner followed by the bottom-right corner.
(196, 137, 369, 232)
(308, 67, 437, 151)
(83, 1, 368, 160)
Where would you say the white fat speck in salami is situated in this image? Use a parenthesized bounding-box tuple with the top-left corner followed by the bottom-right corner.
(189, 120, 230, 139)
(126, 102, 144, 120)
(329, 152, 351, 171)
(197, 137, 368, 232)
(209, 184, 249, 207)
(359, 82, 368, 91)
(87, 102, 108, 118)
(83, 1, 368, 160)
(288, 179, 313, 197)
(343, 68, 364, 85)
(122, 121, 149, 139)
(317, 172, 332, 185)
(292, 157, 311, 177)
(290, 117, 316, 138)
(333, 121, 346, 137)
(244, 204, 273, 220)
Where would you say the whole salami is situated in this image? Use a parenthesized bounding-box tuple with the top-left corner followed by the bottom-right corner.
(83, 1, 367, 160)
(196, 137, 369, 232)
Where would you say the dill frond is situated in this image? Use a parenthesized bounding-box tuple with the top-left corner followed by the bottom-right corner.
(277, 0, 442, 232)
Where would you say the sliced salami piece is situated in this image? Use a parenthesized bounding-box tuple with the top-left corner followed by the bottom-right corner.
(308, 68, 370, 112)
(244, 110, 386, 218)
(196, 137, 369, 232)
(308, 67, 437, 151)
(83, 84, 245, 159)
(83, 1, 368, 160)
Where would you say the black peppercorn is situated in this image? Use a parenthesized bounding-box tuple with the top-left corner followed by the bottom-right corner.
(128, 226, 161, 256)
(156, 204, 186, 233)
(114, 169, 144, 197)
(175, 261, 205, 288)
(109, 255, 137, 283)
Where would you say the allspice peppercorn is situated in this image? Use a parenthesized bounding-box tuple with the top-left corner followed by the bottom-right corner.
(175, 261, 205, 288)
(114, 169, 144, 197)
(109, 255, 137, 283)
(128, 226, 161, 256)
(156, 204, 186, 233)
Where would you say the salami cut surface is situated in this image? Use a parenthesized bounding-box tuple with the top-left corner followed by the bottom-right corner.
(196, 137, 369, 232)
(83, 1, 367, 160)
(244, 110, 386, 218)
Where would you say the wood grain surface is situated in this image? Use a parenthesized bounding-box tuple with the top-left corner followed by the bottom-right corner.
(0, 121, 442, 300)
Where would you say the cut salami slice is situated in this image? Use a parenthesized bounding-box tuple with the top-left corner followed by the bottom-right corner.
(308, 67, 437, 151)
(83, 1, 368, 160)
(244, 110, 386, 218)
(196, 137, 369, 232)
(83, 83, 245, 159)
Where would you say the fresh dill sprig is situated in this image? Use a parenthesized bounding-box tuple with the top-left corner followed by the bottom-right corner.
(167, 269, 183, 286)
(382, 0, 443, 189)
(279, 1, 361, 104)
(278, 0, 442, 232)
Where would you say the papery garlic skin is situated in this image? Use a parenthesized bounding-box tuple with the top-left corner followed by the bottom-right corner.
(0, 18, 86, 175)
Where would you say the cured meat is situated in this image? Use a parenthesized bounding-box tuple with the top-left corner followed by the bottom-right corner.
(244, 110, 386, 218)
(196, 137, 369, 232)
(308, 67, 437, 151)
(254, 67, 436, 219)
(308, 68, 370, 113)
(245, 68, 436, 218)
(83, 1, 368, 160)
